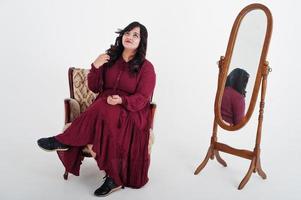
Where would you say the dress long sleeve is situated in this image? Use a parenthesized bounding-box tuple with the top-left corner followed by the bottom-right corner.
(121, 62, 156, 112)
(87, 63, 105, 93)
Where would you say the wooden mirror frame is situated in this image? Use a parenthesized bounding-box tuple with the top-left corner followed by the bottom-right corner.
(194, 3, 273, 190)
(216, 3, 273, 131)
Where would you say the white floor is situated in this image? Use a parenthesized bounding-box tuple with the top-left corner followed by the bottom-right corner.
(1, 118, 300, 200)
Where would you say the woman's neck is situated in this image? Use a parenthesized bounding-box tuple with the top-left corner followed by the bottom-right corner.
(122, 49, 136, 62)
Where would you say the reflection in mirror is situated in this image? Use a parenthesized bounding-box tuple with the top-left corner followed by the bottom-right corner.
(221, 68, 249, 126)
(224, 9, 267, 124)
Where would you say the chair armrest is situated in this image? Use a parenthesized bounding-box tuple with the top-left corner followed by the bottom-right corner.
(64, 98, 80, 124)
(147, 102, 157, 154)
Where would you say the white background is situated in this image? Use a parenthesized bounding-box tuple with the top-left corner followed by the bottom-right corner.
(0, 0, 300, 199)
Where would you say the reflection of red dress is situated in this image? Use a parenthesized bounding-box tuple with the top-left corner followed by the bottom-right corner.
(55, 57, 156, 188)
(221, 87, 245, 125)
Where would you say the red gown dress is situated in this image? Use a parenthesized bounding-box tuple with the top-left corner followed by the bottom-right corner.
(55, 57, 156, 188)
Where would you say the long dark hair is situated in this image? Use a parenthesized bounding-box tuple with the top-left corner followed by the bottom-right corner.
(106, 21, 148, 73)
(225, 68, 250, 97)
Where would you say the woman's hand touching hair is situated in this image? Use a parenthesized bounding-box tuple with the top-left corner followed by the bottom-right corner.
(93, 53, 110, 68)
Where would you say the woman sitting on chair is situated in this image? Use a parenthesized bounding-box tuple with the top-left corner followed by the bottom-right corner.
(221, 68, 249, 126)
(37, 21, 156, 197)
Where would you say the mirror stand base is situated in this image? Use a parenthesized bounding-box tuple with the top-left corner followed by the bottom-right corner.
(194, 141, 267, 190)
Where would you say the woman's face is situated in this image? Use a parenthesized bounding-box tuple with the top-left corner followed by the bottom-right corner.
(122, 26, 141, 51)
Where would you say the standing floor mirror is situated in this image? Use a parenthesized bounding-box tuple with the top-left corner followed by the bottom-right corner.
(194, 3, 273, 190)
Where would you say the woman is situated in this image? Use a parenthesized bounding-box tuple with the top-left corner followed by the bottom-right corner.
(221, 68, 249, 126)
(37, 21, 156, 197)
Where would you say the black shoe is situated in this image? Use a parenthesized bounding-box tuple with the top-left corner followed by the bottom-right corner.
(37, 137, 69, 151)
(94, 177, 123, 197)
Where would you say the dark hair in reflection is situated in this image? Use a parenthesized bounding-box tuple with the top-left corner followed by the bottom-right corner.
(106, 21, 148, 73)
(225, 68, 250, 97)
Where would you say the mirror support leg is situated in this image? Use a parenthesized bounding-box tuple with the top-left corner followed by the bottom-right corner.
(256, 155, 267, 179)
(194, 145, 214, 175)
(238, 157, 256, 190)
(214, 150, 227, 167)
(253, 62, 269, 180)
(239, 62, 270, 189)
(194, 121, 221, 174)
(254, 146, 267, 179)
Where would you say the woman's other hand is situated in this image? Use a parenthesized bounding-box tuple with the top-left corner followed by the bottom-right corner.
(107, 95, 122, 105)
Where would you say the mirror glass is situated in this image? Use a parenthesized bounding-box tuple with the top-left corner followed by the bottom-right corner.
(221, 9, 267, 126)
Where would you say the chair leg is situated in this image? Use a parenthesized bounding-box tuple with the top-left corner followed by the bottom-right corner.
(63, 170, 69, 180)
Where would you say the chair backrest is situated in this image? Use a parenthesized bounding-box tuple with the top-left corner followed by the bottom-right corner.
(68, 68, 98, 112)
(68, 67, 156, 127)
